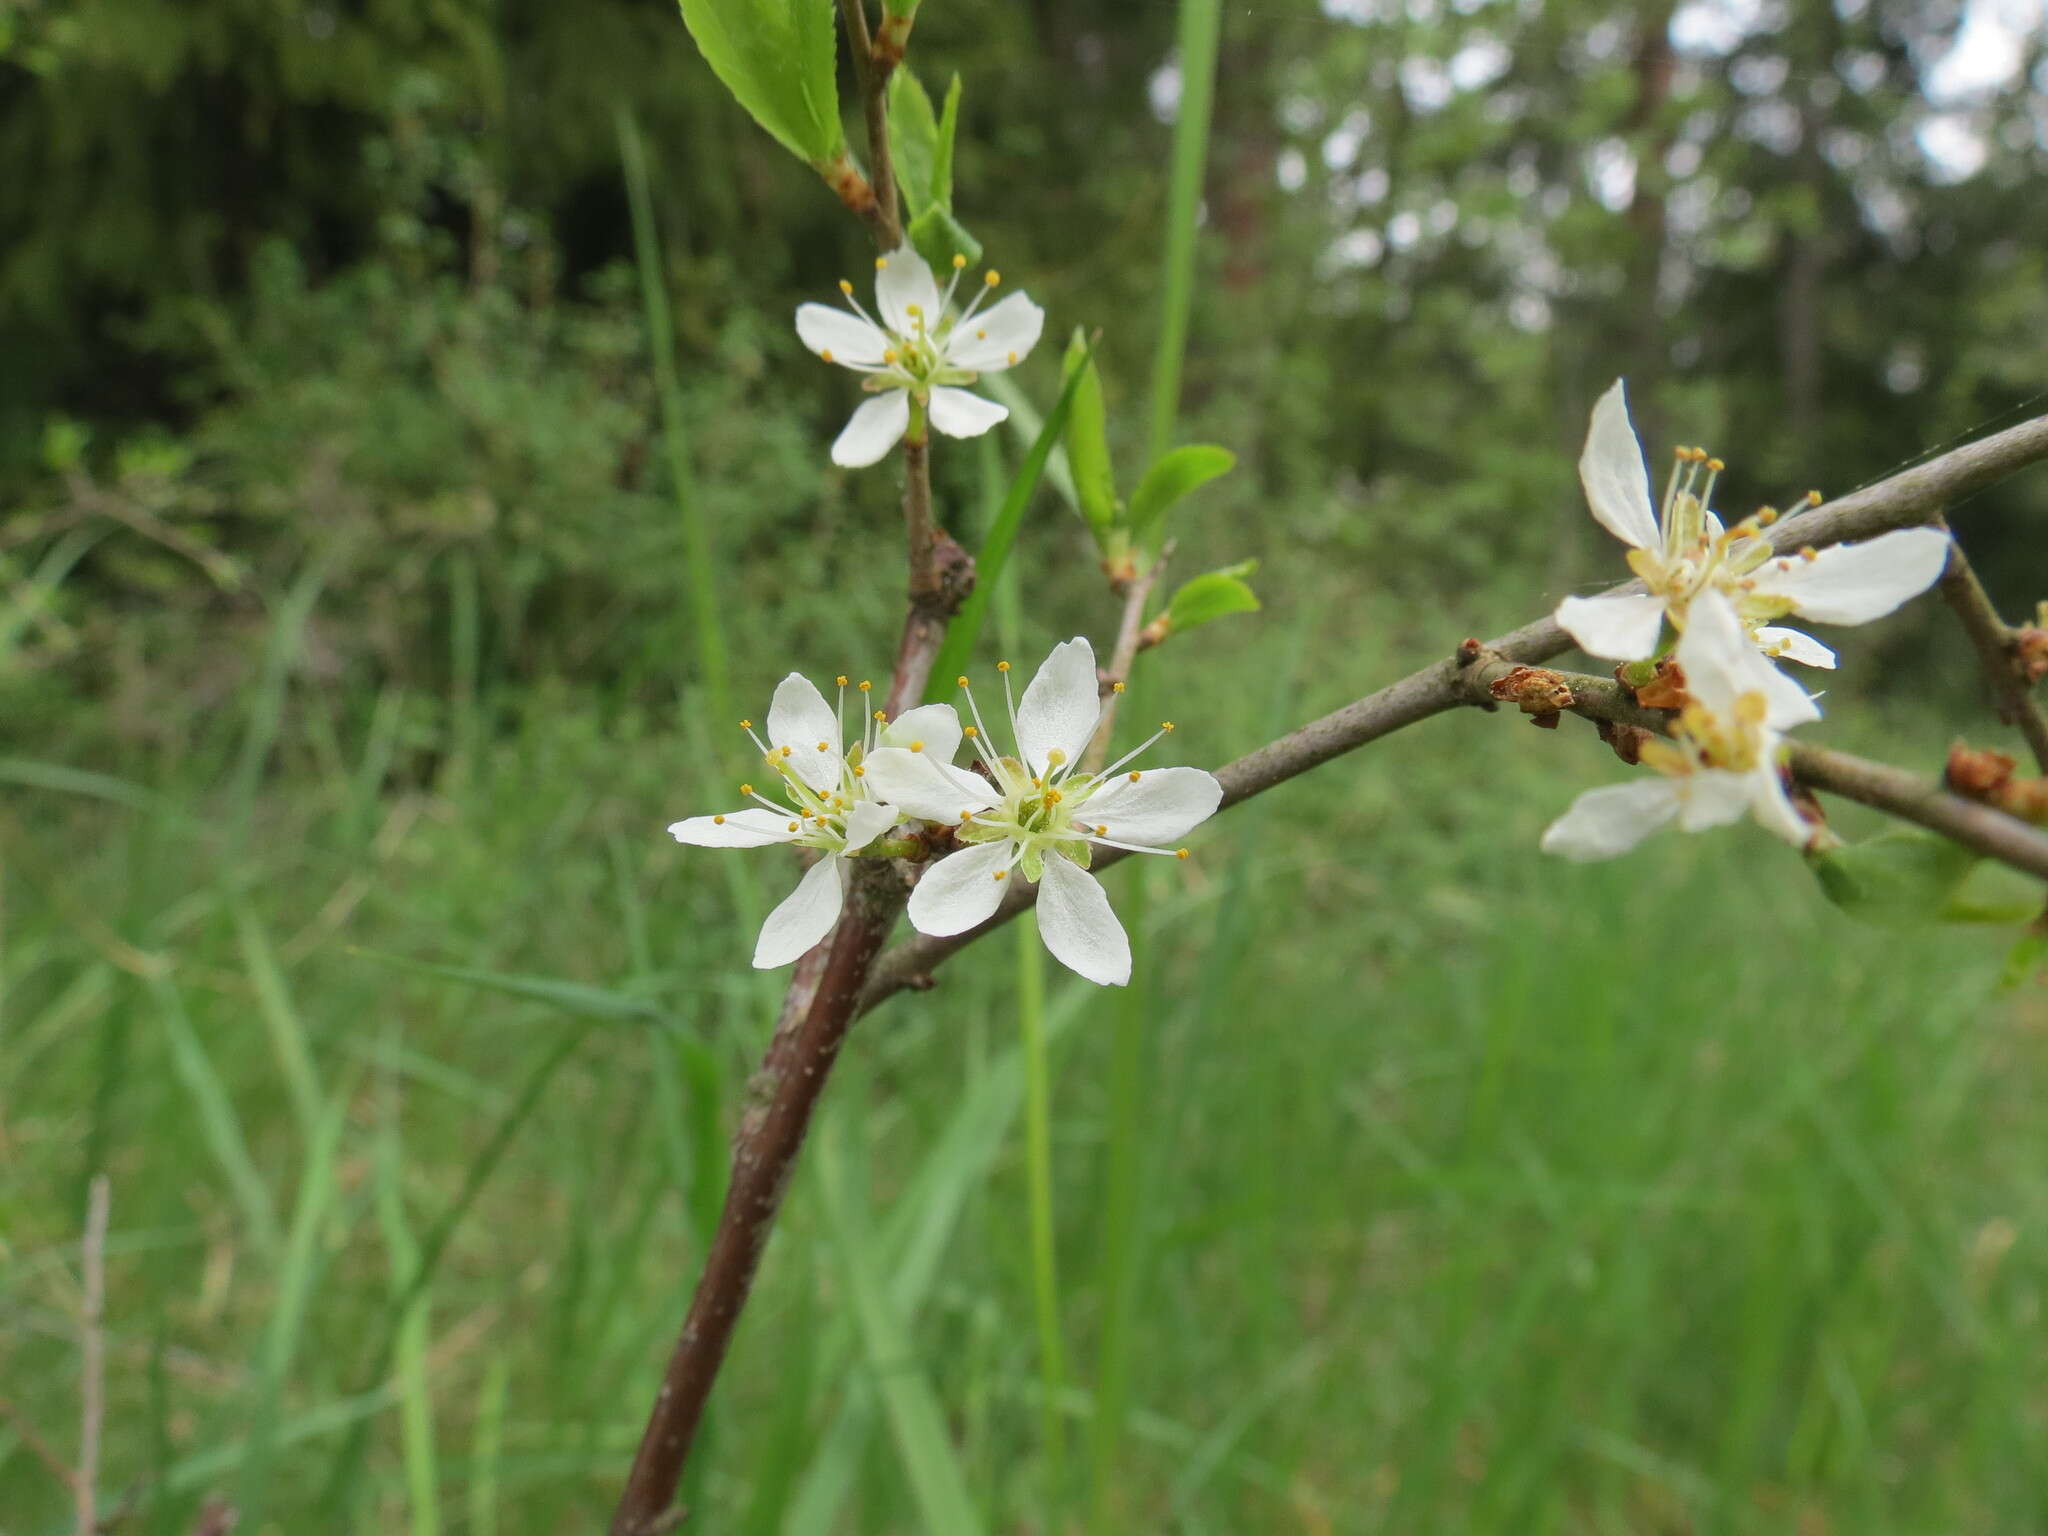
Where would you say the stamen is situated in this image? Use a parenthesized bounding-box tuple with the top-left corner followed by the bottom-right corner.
(836, 675, 849, 687)
(952, 254, 967, 268)
(817, 740, 830, 751)
(964, 725, 979, 738)
(997, 660, 1011, 671)
(1160, 721, 1175, 732)
(993, 870, 1006, 881)
(713, 815, 726, 825)
(820, 349, 833, 362)
(1112, 681, 1125, 694)
(1176, 848, 1190, 860)
(875, 256, 888, 270)
(859, 680, 872, 692)
(838, 279, 853, 295)
(910, 741, 924, 752)
(787, 821, 800, 832)
(1130, 771, 1142, 782)
(740, 783, 753, 795)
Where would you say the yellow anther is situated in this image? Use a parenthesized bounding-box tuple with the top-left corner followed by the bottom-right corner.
(1047, 748, 1067, 766)
(997, 660, 1011, 672)
(1031, 776, 1043, 787)
(960, 809, 973, 821)
(952, 253, 967, 268)
(739, 718, 752, 729)
(1007, 351, 1018, 365)
(780, 745, 793, 757)
(787, 820, 800, 831)
(964, 725, 978, 738)
(874, 710, 887, 721)
(1805, 489, 1823, 506)
(1800, 546, 1818, 562)
(976, 328, 987, 340)
(740, 783, 753, 795)
(883, 348, 898, 364)
(1757, 507, 1780, 525)
(816, 740, 830, 751)
(836, 674, 849, 687)
(1160, 721, 1175, 732)
(852, 765, 865, 777)
(859, 679, 872, 692)
(906, 303, 922, 318)
(1727, 526, 1753, 540)
(957, 674, 970, 687)
(820, 349, 834, 363)
(1096, 824, 1108, 836)
(993, 869, 1007, 881)
(910, 741, 924, 752)
(984, 270, 1001, 286)
(875, 256, 889, 270)
(713, 814, 726, 824)
(1129, 770, 1142, 782)
(1707, 458, 1725, 472)
(1112, 681, 1125, 694)
(839, 279, 854, 295)
(1046, 788, 1062, 803)
(1175, 848, 1190, 860)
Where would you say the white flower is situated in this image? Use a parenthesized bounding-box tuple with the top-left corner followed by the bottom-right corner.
(1556, 379, 1951, 668)
(1542, 590, 1823, 861)
(860, 637, 1222, 987)
(668, 673, 961, 968)
(796, 243, 1045, 468)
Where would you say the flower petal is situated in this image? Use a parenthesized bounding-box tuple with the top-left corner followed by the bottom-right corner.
(1745, 527, 1952, 626)
(1556, 592, 1668, 661)
(1747, 767, 1814, 848)
(1578, 379, 1661, 550)
(832, 391, 911, 468)
(1674, 768, 1753, 832)
(840, 799, 899, 853)
(1035, 854, 1131, 986)
(668, 808, 801, 848)
(874, 244, 941, 335)
(795, 303, 889, 366)
(1678, 590, 1820, 729)
(1016, 636, 1102, 777)
(861, 747, 998, 823)
(1754, 625, 1837, 669)
(927, 386, 1008, 439)
(906, 840, 1014, 936)
(944, 292, 1045, 372)
(1539, 778, 1680, 861)
(753, 855, 845, 969)
(767, 672, 842, 793)
(1080, 765, 1222, 845)
(879, 702, 963, 762)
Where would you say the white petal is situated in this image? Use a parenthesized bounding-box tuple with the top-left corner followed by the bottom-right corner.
(753, 856, 845, 969)
(874, 244, 941, 335)
(840, 799, 899, 853)
(906, 840, 1014, 936)
(1578, 380, 1661, 550)
(879, 702, 963, 762)
(861, 747, 998, 823)
(943, 293, 1045, 372)
(1745, 528, 1951, 626)
(1080, 766, 1222, 845)
(1746, 767, 1814, 849)
(1017, 636, 1102, 777)
(832, 391, 911, 468)
(668, 808, 801, 848)
(767, 672, 842, 793)
(795, 303, 889, 366)
(1754, 625, 1837, 669)
(1674, 769, 1753, 832)
(1678, 591, 1820, 729)
(1035, 854, 1131, 987)
(927, 386, 1008, 439)
(1555, 593, 1668, 661)
(1539, 779, 1680, 861)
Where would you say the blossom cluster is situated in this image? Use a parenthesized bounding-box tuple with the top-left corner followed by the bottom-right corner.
(1541, 380, 1952, 861)
(670, 639, 1221, 986)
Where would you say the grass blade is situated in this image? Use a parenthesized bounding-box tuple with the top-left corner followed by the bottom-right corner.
(346, 946, 673, 1023)
(147, 975, 280, 1255)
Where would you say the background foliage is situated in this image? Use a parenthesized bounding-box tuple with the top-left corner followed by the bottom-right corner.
(4, 0, 2047, 1529)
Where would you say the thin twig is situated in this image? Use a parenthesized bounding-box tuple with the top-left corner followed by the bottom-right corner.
(77, 1175, 109, 1536)
(836, 0, 900, 249)
(1083, 542, 1174, 772)
(858, 410, 2048, 1010)
(0, 1395, 81, 1498)
(1933, 521, 2048, 771)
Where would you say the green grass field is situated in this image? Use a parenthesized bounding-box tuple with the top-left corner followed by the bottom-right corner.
(7, 569, 2046, 1533)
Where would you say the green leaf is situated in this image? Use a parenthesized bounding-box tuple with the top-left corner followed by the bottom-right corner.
(906, 203, 981, 275)
(1943, 858, 2048, 925)
(1159, 561, 1261, 636)
(1061, 328, 1117, 547)
(932, 73, 961, 208)
(1127, 443, 1236, 547)
(347, 946, 673, 1023)
(2000, 931, 2048, 990)
(926, 348, 1097, 702)
(678, 0, 842, 166)
(1809, 830, 1981, 929)
(887, 69, 941, 218)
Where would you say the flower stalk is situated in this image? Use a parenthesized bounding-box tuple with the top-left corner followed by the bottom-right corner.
(1933, 518, 2048, 772)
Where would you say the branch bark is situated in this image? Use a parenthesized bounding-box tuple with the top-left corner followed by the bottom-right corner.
(837, 0, 900, 250)
(858, 410, 2048, 1012)
(1933, 521, 2048, 772)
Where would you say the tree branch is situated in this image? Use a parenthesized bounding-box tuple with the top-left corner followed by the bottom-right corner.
(859, 409, 2048, 1011)
(837, 0, 900, 249)
(1933, 521, 2048, 772)
(1084, 542, 1173, 772)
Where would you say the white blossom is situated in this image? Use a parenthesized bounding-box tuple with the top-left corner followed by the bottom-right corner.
(796, 244, 1045, 468)
(1556, 379, 1952, 668)
(861, 637, 1222, 987)
(668, 673, 958, 968)
(1542, 590, 1822, 861)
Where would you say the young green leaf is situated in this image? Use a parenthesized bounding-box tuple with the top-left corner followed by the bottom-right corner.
(1158, 561, 1262, 637)
(906, 203, 982, 274)
(1061, 328, 1118, 548)
(679, 0, 843, 167)
(1127, 443, 1236, 548)
(1943, 857, 2048, 925)
(887, 68, 941, 217)
(1809, 830, 1980, 928)
(931, 74, 961, 209)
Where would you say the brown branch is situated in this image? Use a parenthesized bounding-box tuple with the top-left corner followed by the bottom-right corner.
(1933, 521, 2048, 772)
(1084, 542, 1174, 772)
(77, 1175, 109, 1536)
(858, 410, 2048, 1012)
(836, 0, 900, 249)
